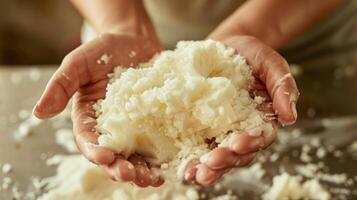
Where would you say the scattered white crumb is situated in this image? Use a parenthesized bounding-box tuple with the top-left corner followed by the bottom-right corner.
(295, 163, 321, 178)
(2, 177, 13, 190)
(55, 128, 78, 153)
(2, 163, 12, 174)
(262, 173, 330, 200)
(18, 109, 31, 119)
(11, 185, 23, 199)
(300, 144, 313, 163)
(39, 155, 199, 200)
(333, 150, 343, 158)
(310, 138, 321, 147)
(269, 153, 280, 162)
(316, 147, 327, 159)
(318, 173, 347, 185)
(348, 141, 357, 152)
(290, 64, 303, 77)
(161, 163, 169, 170)
(14, 115, 42, 141)
(97, 53, 112, 65)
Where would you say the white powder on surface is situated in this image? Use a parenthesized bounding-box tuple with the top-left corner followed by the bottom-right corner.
(95, 40, 265, 176)
(2, 163, 12, 174)
(39, 155, 199, 200)
(262, 173, 330, 200)
(54, 128, 78, 153)
(14, 115, 43, 141)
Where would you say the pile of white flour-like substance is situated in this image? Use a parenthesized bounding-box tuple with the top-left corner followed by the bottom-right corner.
(40, 155, 200, 200)
(95, 40, 266, 177)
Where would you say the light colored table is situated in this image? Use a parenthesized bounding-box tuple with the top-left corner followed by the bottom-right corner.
(0, 66, 69, 199)
(0, 66, 356, 199)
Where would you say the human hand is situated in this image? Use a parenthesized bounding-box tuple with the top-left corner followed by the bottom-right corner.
(183, 35, 299, 186)
(33, 33, 164, 187)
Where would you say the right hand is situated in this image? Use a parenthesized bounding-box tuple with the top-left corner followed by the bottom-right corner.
(33, 33, 164, 187)
(183, 35, 299, 186)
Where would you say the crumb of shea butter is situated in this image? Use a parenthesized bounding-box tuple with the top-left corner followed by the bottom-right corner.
(95, 40, 266, 179)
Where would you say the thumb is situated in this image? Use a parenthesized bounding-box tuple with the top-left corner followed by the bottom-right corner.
(33, 49, 89, 119)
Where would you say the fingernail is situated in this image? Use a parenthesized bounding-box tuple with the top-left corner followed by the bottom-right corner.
(199, 153, 211, 164)
(126, 162, 135, 170)
(150, 168, 162, 181)
(291, 101, 297, 120)
(247, 127, 263, 137)
(184, 171, 193, 181)
(279, 102, 297, 126)
(254, 137, 265, 149)
(32, 101, 41, 114)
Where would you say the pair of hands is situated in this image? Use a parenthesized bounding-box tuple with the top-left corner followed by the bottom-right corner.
(33, 33, 299, 187)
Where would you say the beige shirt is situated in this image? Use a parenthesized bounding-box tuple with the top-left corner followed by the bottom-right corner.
(82, 0, 357, 54)
(144, 0, 245, 48)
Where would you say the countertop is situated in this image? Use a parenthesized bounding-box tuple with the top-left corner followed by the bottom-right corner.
(1, 66, 357, 199)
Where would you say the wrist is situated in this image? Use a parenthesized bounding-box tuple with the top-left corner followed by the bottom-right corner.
(79, 0, 158, 41)
(208, 22, 284, 49)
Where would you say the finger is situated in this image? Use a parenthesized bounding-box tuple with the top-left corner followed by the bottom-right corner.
(261, 122, 277, 148)
(259, 102, 277, 121)
(76, 79, 108, 101)
(201, 148, 258, 171)
(101, 157, 136, 182)
(229, 123, 276, 154)
(129, 155, 152, 187)
(183, 159, 200, 182)
(223, 36, 299, 125)
(235, 153, 257, 167)
(150, 167, 165, 187)
(33, 48, 91, 119)
(229, 132, 264, 155)
(33, 35, 119, 119)
(195, 164, 225, 186)
(200, 148, 240, 170)
(72, 97, 115, 165)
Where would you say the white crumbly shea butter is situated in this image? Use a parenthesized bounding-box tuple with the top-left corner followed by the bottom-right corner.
(95, 40, 267, 178)
(39, 155, 199, 200)
(262, 173, 331, 200)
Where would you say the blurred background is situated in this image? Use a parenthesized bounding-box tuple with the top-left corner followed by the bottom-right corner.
(0, 0, 356, 118)
(0, 0, 82, 65)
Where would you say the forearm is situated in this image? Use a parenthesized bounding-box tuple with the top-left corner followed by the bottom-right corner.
(70, 0, 157, 38)
(209, 0, 344, 49)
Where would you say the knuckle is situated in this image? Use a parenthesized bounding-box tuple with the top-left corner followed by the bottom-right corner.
(234, 35, 257, 43)
(223, 35, 258, 49)
(62, 51, 78, 67)
(87, 150, 103, 164)
(98, 33, 119, 44)
(263, 51, 288, 69)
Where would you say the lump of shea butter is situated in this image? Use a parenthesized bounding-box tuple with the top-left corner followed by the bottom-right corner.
(95, 40, 265, 176)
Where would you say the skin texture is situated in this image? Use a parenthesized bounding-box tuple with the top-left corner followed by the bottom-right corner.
(33, 0, 342, 187)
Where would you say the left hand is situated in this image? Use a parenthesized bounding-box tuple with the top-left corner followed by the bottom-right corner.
(33, 33, 164, 187)
(183, 35, 299, 186)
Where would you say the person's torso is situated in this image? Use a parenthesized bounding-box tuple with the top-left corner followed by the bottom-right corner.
(144, 0, 245, 48)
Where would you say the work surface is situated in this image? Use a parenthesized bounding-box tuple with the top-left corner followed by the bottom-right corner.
(0, 66, 357, 199)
